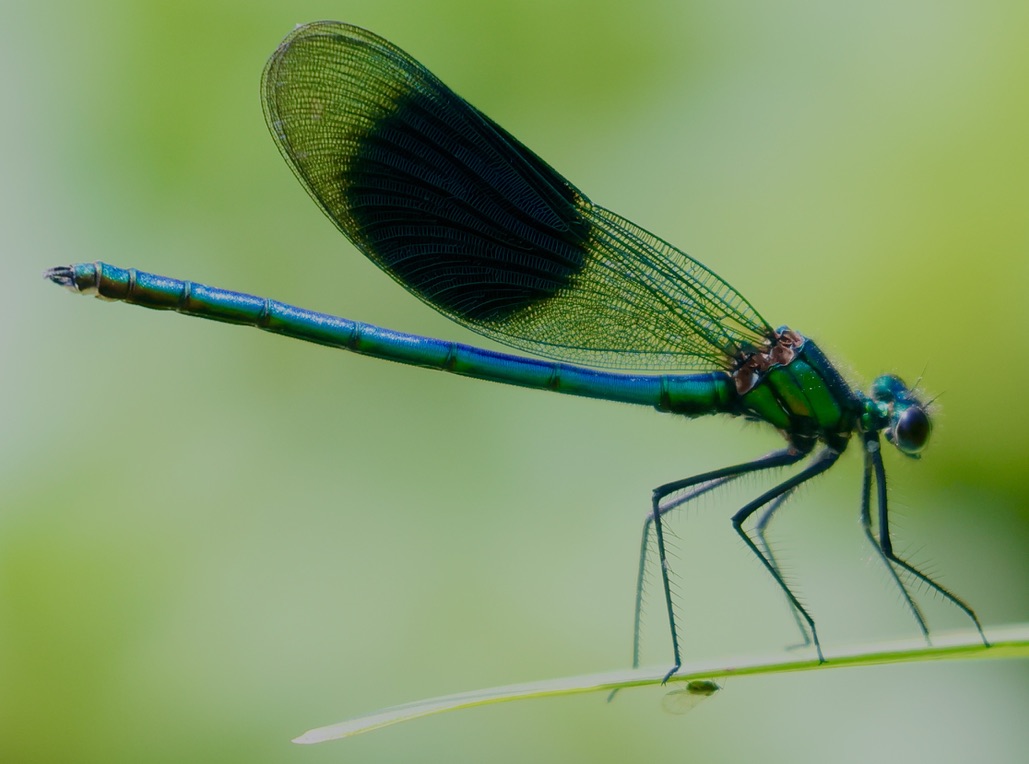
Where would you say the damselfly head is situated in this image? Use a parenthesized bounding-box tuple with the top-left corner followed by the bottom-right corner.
(871, 374, 931, 456)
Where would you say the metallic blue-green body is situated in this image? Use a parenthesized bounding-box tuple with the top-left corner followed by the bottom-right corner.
(52, 261, 741, 415)
(53, 261, 869, 449)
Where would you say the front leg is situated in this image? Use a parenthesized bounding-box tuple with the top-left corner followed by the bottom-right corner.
(863, 433, 988, 646)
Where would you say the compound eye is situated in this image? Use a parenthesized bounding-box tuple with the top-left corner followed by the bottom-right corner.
(894, 405, 931, 455)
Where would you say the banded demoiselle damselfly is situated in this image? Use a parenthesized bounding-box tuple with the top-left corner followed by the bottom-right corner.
(45, 21, 987, 680)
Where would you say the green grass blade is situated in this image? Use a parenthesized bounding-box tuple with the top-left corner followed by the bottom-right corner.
(293, 623, 1029, 744)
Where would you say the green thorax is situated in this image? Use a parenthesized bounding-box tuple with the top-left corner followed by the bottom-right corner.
(736, 328, 860, 452)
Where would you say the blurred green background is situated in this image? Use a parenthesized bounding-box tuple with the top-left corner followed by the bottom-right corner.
(3, 0, 1027, 761)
